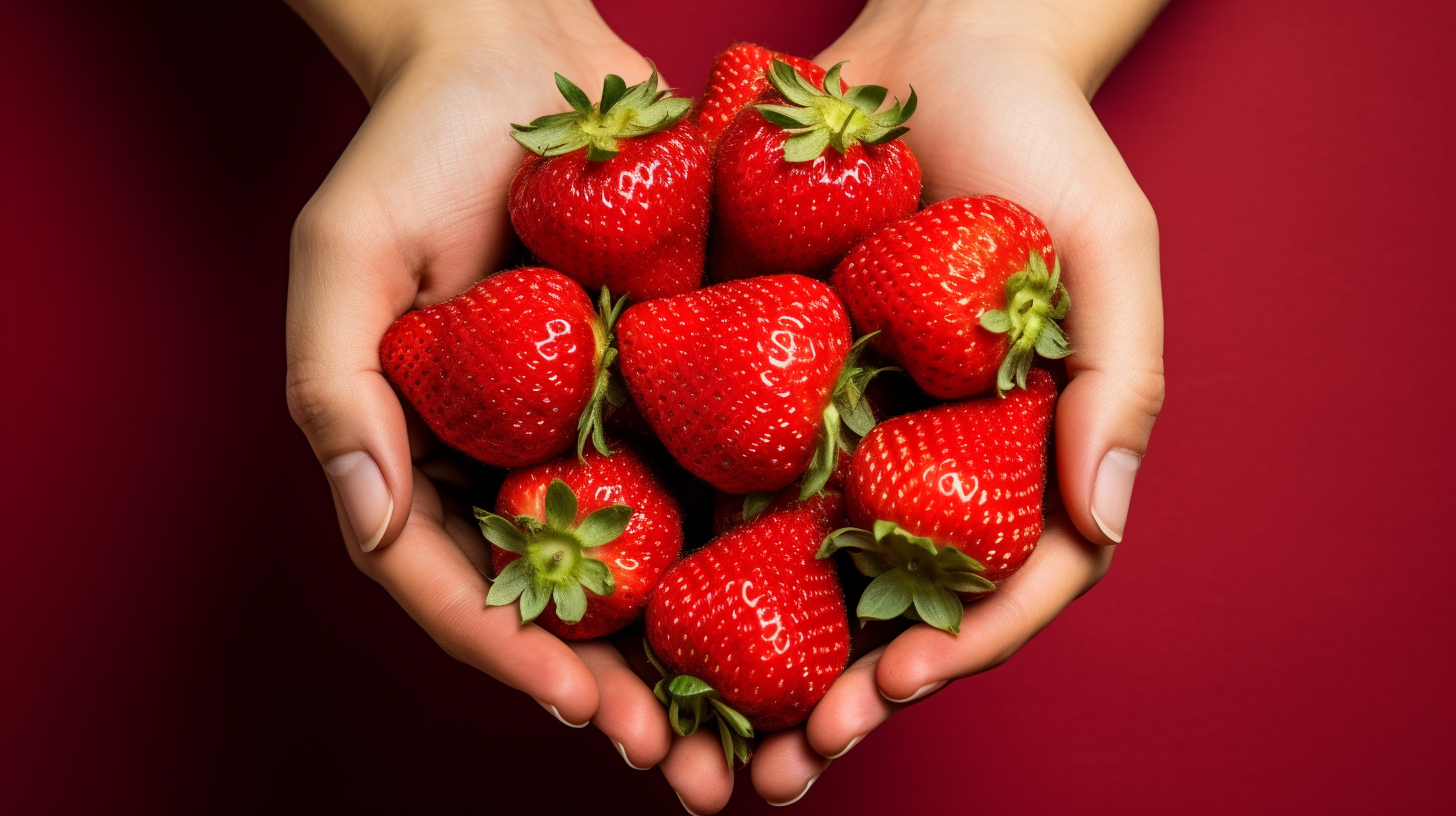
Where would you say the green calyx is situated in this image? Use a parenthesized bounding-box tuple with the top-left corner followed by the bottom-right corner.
(475, 479, 632, 624)
(577, 287, 630, 460)
(817, 520, 994, 634)
(754, 59, 916, 162)
(978, 250, 1073, 396)
(510, 63, 690, 161)
(645, 640, 753, 767)
(800, 333, 894, 500)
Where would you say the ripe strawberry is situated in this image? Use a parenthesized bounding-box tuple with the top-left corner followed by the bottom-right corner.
(379, 268, 624, 468)
(712, 441, 854, 534)
(832, 195, 1073, 398)
(692, 44, 827, 147)
(819, 369, 1058, 633)
(645, 491, 850, 762)
(477, 444, 682, 640)
(509, 67, 710, 301)
(708, 60, 921, 281)
(616, 274, 882, 496)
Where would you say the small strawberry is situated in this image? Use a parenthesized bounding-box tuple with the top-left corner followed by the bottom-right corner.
(616, 274, 883, 496)
(692, 44, 827, 147)
(379, 268, 624, 468)
(832, 195, 1073, 398)
(477, 444, 682, 640)
(509, 67, 710, 301)
(819, 369, 1058, 634)
(708, 60, 921, 281)
(645, 491, 850, 763)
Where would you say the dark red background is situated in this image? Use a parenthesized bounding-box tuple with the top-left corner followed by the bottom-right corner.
(2, 1, 1452, 813)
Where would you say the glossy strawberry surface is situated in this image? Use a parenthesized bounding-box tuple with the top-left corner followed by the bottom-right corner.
(846, 368, 1057, 586)
(708, 96, 921, 281)
(692, 44, 827, 147)
(509, 120, 711, 301)
(491, 445, 682, 639)
(646, 492, 849, 730)
(616, 274, 851, 493)
(833, 195, 1058, 398)
(379, 267, 599, 468)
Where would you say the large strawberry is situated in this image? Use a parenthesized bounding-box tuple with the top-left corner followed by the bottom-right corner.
(509, 67, 710, 301)
(708, 60, 921, 281)
(379, 268, 623, 468)
(616, 274, 882, 496)
(692, 44, 827, 147)
(477, 444, 682, 640)
(645, 491, 849, 763)
(819, 369, 1058, 634)
(832, 195, 1073, 398)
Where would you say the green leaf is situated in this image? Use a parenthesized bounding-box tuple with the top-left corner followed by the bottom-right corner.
(756, 104, 815, 129)
(544, 479, 578, 531)
(849, 549, 895, 577)
(822, 62, 847, 99)
(862, 125, 909, 146)
(1035, 322, 1073, 359)
(519, 582, 551, 623)
(936, 545, 986, 573)
(578, 558, 616, 596)
(554, 73, 593, 113)
(817, 526, 876, 559)
(669, 675, 715, 698)
(575, 505, 632, 547)
(599, 73, 627, 113)
(839, 390, 877, 437)
(717, 715, 736, 767)
(979, 309, 1013, 334)
(552, 582, 588, 623)
(843, 84, 887, 114)
(911, 583, 964, 634)
(856, 568, 915, 623)
(741, 492, 775, 523)
(708, 698, 754, 739)
(783, 127, 831, 162)
(653, 678, 670, 707)
(484, 558, 532, 607)
(941, 571, 997, 594)
(644, 638, 669, 678)
(767, 59, 820, 106)
(799, 409, 839, 499)
(475, 511, 528, 553)
(585, 140, 619, 162)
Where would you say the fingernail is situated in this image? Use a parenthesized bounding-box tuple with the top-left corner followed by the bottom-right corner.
(826, 735, 862, 759)
(676, 791, 704, 816)
(537, 699, 588, 728)
(769, 771, 823, 807)
(1090, 448, 1141, 544)
(882, 680, 946, 704)
(615, 741, 649, 770)
(323, 450, 393, 552)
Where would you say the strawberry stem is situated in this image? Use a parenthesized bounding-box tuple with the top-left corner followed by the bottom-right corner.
(978, 250, 1073, 396)
(511, 62, 690, 161)
(577, 287, 629, 460)
(645, 640, 754, 766)
(753, 59, 916, 162)
(800, 333, 893, 500)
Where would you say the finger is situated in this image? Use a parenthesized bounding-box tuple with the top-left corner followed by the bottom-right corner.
(803, 646, 898, 760)
(750, 729, 831, 807)
(660, 729, 735, 815)
(354, 468, 601, 725)
(570, 641, 671, 770)
(875, 518, 1113, 701)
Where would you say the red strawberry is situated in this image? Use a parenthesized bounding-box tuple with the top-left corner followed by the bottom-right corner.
(477, 444, 682, 640)
(708, 60, 922, 281)
(692, 44, 828, 147)
(645, 491, 850, 762)
(509, 67, 710, 301)
(616, 274, 881, 496)
(712, 440, 855, 534)
(379, 268, 623, 468)
(832, 195, 1073, 399)
(819, 369, 1058, 633)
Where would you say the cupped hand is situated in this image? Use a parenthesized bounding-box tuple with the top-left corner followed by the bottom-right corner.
(284, 0, 674, 782)
(745, 0, 1166, 804)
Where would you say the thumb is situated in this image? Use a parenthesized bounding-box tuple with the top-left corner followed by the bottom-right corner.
(286, 201, 418, 553)
(1053, 191, 1164, 545)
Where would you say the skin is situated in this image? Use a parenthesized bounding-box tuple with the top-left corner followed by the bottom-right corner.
(284, 0, 1167, 812)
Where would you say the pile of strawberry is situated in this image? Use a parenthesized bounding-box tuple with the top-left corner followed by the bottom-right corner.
(379, 44, 1072, 764)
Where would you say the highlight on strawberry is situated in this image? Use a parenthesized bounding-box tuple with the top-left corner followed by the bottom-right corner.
(509, 65, 711, 302)
(817, 369, 1059, 634)
(709, 59, 922, 281)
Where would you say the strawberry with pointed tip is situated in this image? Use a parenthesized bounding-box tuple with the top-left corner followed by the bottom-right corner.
(477, 444, 682, 640)
(379, 268, 624, 468)
(708, 60, 921, 281)
(819, 369, 1058, 634)
(692, 44, 829, 147)
(645, 491, 850, 763)
(833, 195, 1073, 398)
(509, 66, 710, 301)
(616, 274, 883, 497)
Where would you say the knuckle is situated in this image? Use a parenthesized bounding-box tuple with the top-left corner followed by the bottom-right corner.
(1122, 361, 1167, 423)
(284, 360, 339, 442)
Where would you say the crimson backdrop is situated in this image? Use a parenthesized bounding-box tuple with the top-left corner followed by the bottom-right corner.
(1, 1, 1452, 813)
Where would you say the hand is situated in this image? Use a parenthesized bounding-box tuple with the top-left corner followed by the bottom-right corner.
(283, 0, 672, 777)
(745, 0, 1168, 805)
